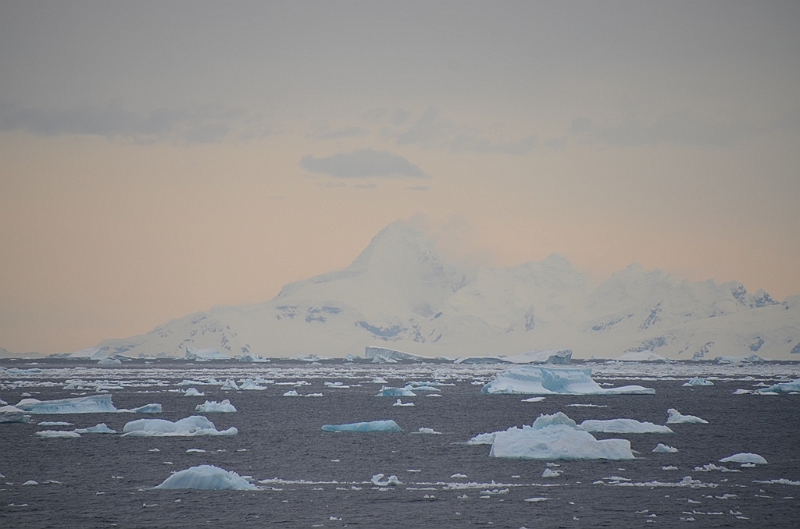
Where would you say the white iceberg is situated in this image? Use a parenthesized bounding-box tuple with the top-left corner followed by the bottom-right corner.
(183, 388, 204, 397)
(371, 473, 402, 486)
(0, 405, 30, 423)
(720, 453, 767, 465)
(481, 367, 654, 395)
(579, 419, 673, 434)
(74, 423, 116, 434)
(220, 379, 240, 391)
(195, 400, 237, 413)
(666, 409, 708, 424)
(321, 420, 402, 433)
(487, 412, 635, 460)
(132, 404, 162, 413)
(415, 427, 441, 434)
(376, 387, 416, 397)
(683, 377, 714, 386)
(542, 468, 562, 478)
(653, 443, 679, 453)
(283, 390, 300, 397)
(122, 416, 237, 437)
(239, 379, 267, 390)
(393, 399, 414, 407)
(36, 430, 81, 438)
(155, 465, 256, 490)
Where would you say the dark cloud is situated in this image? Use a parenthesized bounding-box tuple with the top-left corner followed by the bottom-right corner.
(0, 100, 270, 144)
(300, 149, 428, 178)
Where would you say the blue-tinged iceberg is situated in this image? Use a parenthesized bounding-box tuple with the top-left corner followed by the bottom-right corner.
(16, 395, 118, 414)
(155, 465, 256, 490)
(666, 408, 708, 424)
(580, 419, 673, 434)
(321, 420, 402, 433)
(759, 378, 800, 394)
(481, 367, 654, 395)
(487, 412, 634, 460)
(195, 400, 237, 413)
(376, 387, 416, 397)
(122, 416, 237, 437)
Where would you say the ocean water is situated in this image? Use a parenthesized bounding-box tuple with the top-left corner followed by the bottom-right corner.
(1, 361, 799, 528)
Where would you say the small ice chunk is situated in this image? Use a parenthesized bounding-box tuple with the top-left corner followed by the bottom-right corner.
(451, 473, 468, 479)
(376, 387, 416, 397)
(683, 377, 714, 386)
(133, 404, 162, 413)
(758, 378, 800, 394)
(653, 443, 678, 453)
(662, 465, 678, 470)
(321, 420, 401, 433)
(415, 427, 441, 434)
(239, 379, 267, 390)
(195, 400, 237, 413)
(186, 448, 206, 453)
(525, 497, 549, 502)
(393, 399, 414, 407)
(220, 379, 240, 391)
(36, 430, 81, 438)
(371, 474, 401, 486)
(720, 453, 767, 465)
(521, 397, 545, 403)
(183, 388, 204, 397)
(74, 423, 116, 434)
(542, 468, 562, 478)
(155, 465, 256, 490)
(283, 390, 300, 397)
(666, 409, 707, 424)
(580, 419, 673, 434)
(22, 480, 38, 486)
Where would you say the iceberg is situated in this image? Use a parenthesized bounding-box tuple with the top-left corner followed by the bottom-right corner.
(122, 416, 237, 437)
(371, 473, 402, 486)
(758, 378, 800, 394)
(481, 367, 654, 395)
(321, 420, 402, 433)
(415, 427, 441, 434)
(16, 395, 118, 414)
(683, 377, 714, 386)
(653, 443, 679, 453)
(36, 430, 81, 438)
(183, 388, 204, 397)
(155, 465, 256, 490)
(74, 423, 116, 434)
(666, 408, 707, 424)
(195, 400, 237, 413)
(720, 453, 767, 465)
(239, 379, 267, 390)
(133, 403, 162, 413)
(220, 379, 240, 391)
(579, 419, 673, 434)
(283, 390, 300, 396)
(0, 405, 30, 423)
(393, 399, 414, 407)
(376, 387, 416, 397)
(487, 412, 635, 460)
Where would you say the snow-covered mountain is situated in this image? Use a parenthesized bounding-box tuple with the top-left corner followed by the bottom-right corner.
(96, 221, 800, 360)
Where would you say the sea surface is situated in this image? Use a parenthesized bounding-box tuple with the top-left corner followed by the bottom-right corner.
(1, 360, 799, 528)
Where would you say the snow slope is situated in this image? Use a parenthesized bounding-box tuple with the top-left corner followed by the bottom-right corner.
(92, 220, 800, 360)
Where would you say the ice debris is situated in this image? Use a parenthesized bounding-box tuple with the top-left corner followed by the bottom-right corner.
(322, 420, 402, 433)
(542, 468, 562, 478)
(195, 400, 237, 413)
(683, 377, 714, 386)
(666, 409, 708, 424)
(155, 465, 256, 490)
(371, 474, 402, 486)
(376, 387, 416, 397)
(393, 399, 414, 407)
(653, 443, 678, 453)
(415, 427, 441, 434)
(580, 419, 673, 434)
(74, 423, 116, 434)
(183, 388, 204, 397)
(481, 367, 654, 395)
(122, 416, 237, 437)
(487, 412, 635, 460)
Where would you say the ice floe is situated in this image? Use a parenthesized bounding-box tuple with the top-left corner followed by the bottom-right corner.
(155, 465, 256, 490)
(0, 405, 30, 423)
(486, 412, 635, 460)
(542, 468, 562, 478)
(666, 408, 708, 424)
(183, 388, 204, 397)
(376, 387, 416, 397)
(321, 420, 402, 433)
(371, 474, 402, 486)
(195, 400, 237, 413)
(36, 430, 81, 438)
(392, 399, 414, 407)
(758, 378, 800, 394)
(414, 427, 441, 434)
(74, 423, 116, 434)
(122, 416, 237, 437)
(683, 377, 714, 386)
(754, 478, 800, 486)
(580, 419, 673, 434)
(481, 367, 654, 395)
(653, 443, 678, 453)
(14, 395, 160, 414)
(720, 453, 767, 465)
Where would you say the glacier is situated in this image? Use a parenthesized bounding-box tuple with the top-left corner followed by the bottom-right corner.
(579, 419, 673, 434)
(666, 408, 708, 424)
(122, 416, 237, 437)
(487, 412, 635, 460)
(481, 367, 654, 395)
(195, 400, 237, 413)
(321, 420, 402, 433)
(155, 465, 256, 490)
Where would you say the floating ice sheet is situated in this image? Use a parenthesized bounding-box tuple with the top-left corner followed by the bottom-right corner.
(683, 377, 714, 386)
(580, 419, 673, 434)
(481, 367, 654, 395)
(321, 420, 402, 433)
(122, 416, 237, 437)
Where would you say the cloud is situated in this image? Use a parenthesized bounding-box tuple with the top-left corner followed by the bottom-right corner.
(300, 149, 428, 178)
(310, 125, 370, 140)
(0, 100, 272, 144)
(406, 185, 431, 191)
(445, 133, 537, 155)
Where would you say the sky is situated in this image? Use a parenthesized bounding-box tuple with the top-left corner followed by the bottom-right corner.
(1, 1, 798, 354)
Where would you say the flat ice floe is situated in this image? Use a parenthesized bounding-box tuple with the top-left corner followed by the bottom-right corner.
(481, 367, 654, 395)
(666, 408, 708, 424)
(486, 412, 635, 460)
(155, 465, 256, 490)
(122, 416, 237, 437)
(15, 395, 161, 414)
(579, 419, 673, 434)
(720, 453, 767, 465)
(35, 430, 81, 438)
(195, 400, 237, 413)
(321, 420, 402, 433)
